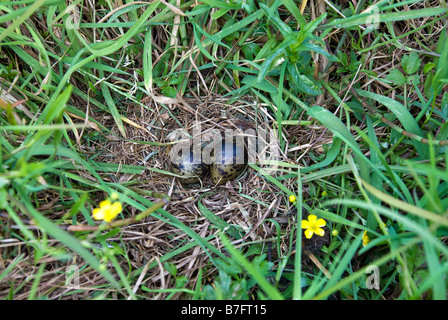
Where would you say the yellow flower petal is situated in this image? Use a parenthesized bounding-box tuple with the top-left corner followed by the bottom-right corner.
(363, 231, 370, 247)
(92, 199, 122, 222)
(103, 215, 114, 222)
(99, 200, 111, 208)
(302, 215, 327, 239)
(315, 227, 325, 237)
(110, 202, 122, 215)
(304, 229, 314, 239)
(316, 218, 326, 227)
(92, 208, 104, 220)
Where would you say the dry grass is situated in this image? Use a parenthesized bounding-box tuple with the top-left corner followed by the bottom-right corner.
(89, 95, 333, 298)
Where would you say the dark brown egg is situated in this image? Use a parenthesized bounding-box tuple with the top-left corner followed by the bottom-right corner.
(171, 147, 208, 184)
(210, 139, 247, 185)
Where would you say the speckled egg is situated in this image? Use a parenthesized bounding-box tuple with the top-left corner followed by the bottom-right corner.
(171, 147, 208, 184)
(211, 139, 247, 185)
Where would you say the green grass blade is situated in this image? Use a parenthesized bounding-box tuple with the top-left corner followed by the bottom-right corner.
(292, 167, 303, 300)
(260, 3, 292, 37)
(10, 191, 120, 289)
(356, 89, 429, 159)
(311, 208, 370, 233)
(301, 137, 342, 173)
(307, 105, 370, 182)
(323, 199, 448, 255)
(99, 72, 126, 138)
(320, 232, 364, 298)
(0, 0, 47, 43)
(280, 0, 306, 27)
(361, 180, 448, 228)
(421, 219, 446, 299)
(193, 23, 215, 62)
(111, 184, 227, 263)
(0, 254, 26, 284)
(27, 262, 46, 300)
(198, 193, 242, 239)
(221, 234, 284, 300)
(40, 85, 73, 125)
(327, 7, 447, 28)
(44, 0, 161, 111)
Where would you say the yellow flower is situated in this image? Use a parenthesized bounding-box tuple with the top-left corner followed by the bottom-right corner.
(289, 194, 297, 204)
(321, 190, 328, 197)
(301, 215, 326, 239)
(362, 230, 370, 247)
(92, 200, 122, 222)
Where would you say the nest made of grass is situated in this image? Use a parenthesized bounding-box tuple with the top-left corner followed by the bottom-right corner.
(81, 93, 332, 297)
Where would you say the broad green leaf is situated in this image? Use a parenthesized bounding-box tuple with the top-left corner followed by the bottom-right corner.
(299, 41, 338, 62)
(386, 69, 406, 85)
(257, 46, 287, 82)
(433, 28, 446, 67)
(242, 75, 278, 93)
(401, 52, 421, 75)
(303, 13, 327, 34)
(207, 9, 264, 45)
(272, 94, 292, 118)
(211, 7, 230, 19)
(295, 73, 322, 95)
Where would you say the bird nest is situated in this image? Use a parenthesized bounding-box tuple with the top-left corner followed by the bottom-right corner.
(91, 93, 332, 297)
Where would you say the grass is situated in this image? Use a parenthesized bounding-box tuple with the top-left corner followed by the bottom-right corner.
(1, 0, 448, 300)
